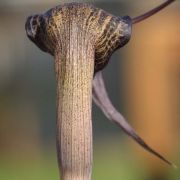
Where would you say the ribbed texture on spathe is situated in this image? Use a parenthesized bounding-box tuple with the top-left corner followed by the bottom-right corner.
(55, 12, 94, 179)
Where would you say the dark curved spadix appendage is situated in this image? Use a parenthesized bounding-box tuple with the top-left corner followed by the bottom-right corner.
(25, 1, 176, 179)
(132, 0, 175, 24)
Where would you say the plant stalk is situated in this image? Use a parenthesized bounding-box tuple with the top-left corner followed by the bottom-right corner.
(54, 22, 94, 180)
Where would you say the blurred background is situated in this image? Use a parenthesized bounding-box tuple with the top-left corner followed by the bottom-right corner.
(0, 0, 180, 179)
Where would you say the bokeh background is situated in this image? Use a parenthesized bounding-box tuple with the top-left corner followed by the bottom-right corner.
(0, 0, 180, 179)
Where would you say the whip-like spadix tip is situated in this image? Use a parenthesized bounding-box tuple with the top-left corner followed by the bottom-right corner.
(173, 164, 178, 170)
(132, 0, 176, 24)
(93, 72, 177, 169)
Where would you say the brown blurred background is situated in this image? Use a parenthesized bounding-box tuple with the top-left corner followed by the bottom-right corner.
(0, 0, 179, 180)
